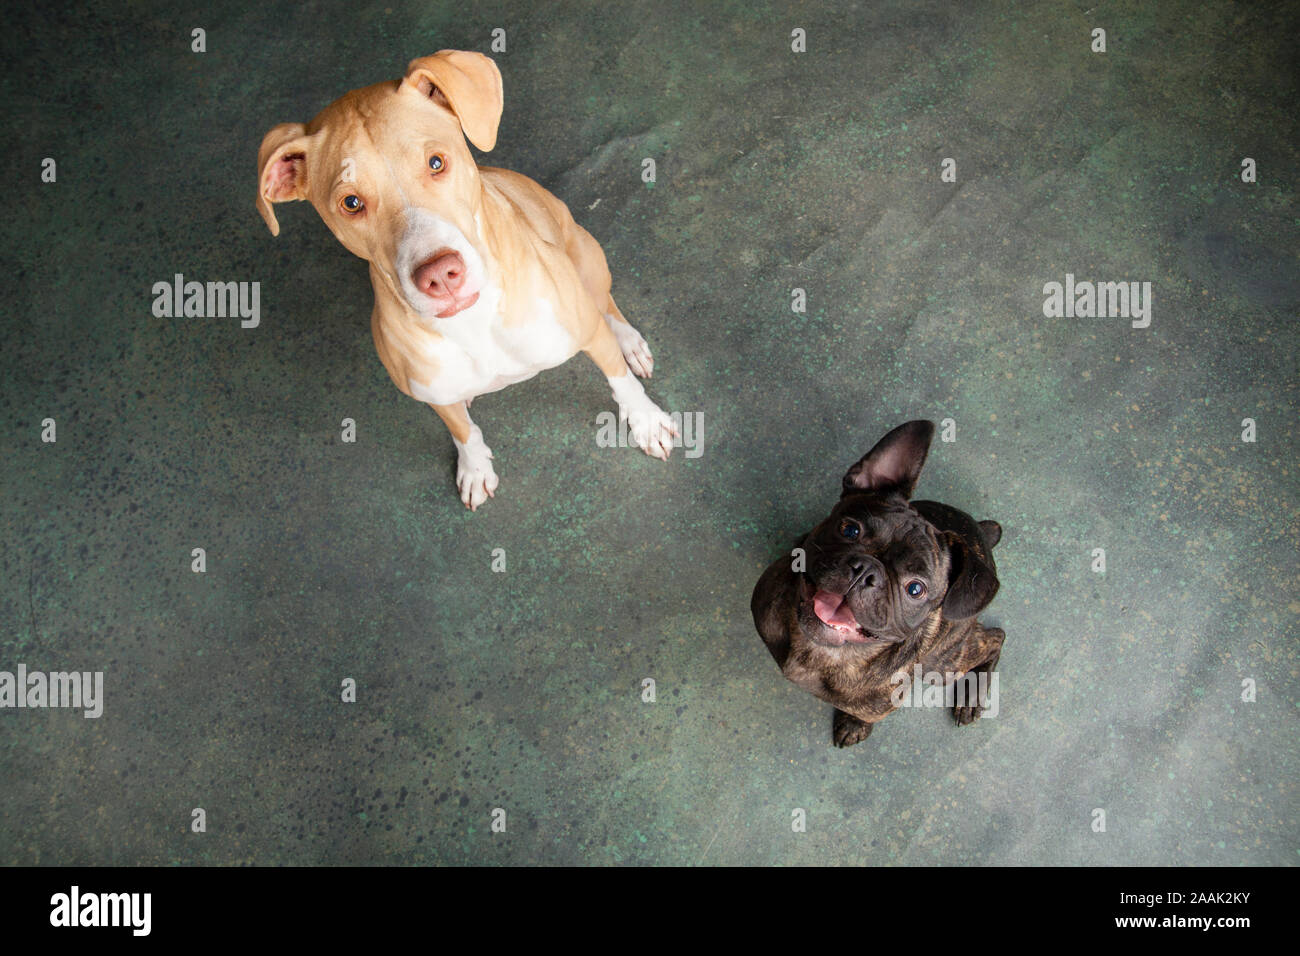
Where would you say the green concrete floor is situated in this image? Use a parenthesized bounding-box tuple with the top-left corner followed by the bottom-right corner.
(1, 0, 1296, 865)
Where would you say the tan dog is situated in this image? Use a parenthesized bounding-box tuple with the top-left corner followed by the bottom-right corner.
(256, 50, 677, 509)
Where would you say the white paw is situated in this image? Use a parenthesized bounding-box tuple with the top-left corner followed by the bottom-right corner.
(608, 373, 677, 461)
(453, 426, 498, 511)
(625, 403, 677, 460)
(606, 315, 655, 378)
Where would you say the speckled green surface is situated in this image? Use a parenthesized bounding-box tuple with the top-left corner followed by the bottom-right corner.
(1, 0, 1296, 865)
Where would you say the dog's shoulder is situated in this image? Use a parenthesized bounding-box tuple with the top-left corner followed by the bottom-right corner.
(480, 166, 576, 235)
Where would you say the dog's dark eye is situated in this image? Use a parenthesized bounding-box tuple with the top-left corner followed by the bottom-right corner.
(428, 154, 446, 173)
(339, 194, 364, 215)
(906, 580, 926, 599)
(838, 519, 860, 540)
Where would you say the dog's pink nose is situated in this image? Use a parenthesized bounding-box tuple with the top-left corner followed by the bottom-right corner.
(413, 252, 467, 299)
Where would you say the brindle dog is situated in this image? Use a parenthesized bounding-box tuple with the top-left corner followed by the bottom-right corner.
(751, 421, 1005, 747)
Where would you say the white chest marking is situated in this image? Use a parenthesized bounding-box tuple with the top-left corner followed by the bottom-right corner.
(407, 291, 574, 406)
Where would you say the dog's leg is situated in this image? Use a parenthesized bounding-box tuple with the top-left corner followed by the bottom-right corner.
(952, 627, 1005, 725)
(833, 709, 875, 748)
(429, 401, 498, 511)
(584, 318, 678, 460)
(563, 221, 654, 378)
(603, 296, 655, 378)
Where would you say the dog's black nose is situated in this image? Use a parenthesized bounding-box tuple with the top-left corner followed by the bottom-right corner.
(849, 556, 885, 590)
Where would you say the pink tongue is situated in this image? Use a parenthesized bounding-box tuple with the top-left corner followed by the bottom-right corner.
(813, 590, 859, 629)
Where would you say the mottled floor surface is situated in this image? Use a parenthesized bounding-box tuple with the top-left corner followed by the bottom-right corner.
(1, 0, 1296, 865)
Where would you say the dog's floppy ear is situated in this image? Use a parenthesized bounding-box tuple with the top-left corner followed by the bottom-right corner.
(256, 122, 311, 236)
(842, 420, 935, 498)
(940, 530, 999, 620)
(403, 50, 503, 152)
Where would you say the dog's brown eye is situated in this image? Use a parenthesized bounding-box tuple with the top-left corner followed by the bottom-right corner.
(428, 154, 446, 173)
(905, 580, 926, 599)
(838, 519, 860, 540)
(339, 194, 364, 215)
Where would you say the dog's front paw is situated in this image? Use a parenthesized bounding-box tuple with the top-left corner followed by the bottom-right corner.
(607, 316, 654, 378)
(953, 696, 983, 726)
(952, 661, 997, 725)
(623, 401, 678, 461)
(453, 426, 498, 511)
(833, 709, 875, 748)
(952, 677, 988, 725)
(608, 374, 678, 461)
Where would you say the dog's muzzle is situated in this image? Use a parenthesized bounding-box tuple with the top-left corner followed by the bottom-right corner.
(412, 250, 480, 317)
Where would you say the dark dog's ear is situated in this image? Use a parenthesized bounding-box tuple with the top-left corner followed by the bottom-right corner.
(941, 530, 999, 619)
(978, 520, 1002, 548)
(842, 420, 935, 498)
